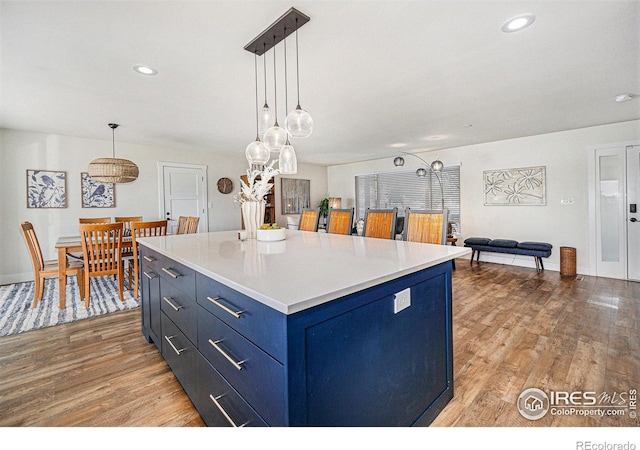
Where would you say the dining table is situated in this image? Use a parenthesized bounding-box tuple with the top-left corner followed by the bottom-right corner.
(54, 235, 132, 308)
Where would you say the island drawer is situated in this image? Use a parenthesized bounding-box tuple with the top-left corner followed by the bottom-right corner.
(154, 251, 196, 297)
(161, 312, 198, 399)
(197, 307, 285, 426)
(196, 273, 286, 363)
(160, 280, 197, 345)
(194, 352, 267, 427)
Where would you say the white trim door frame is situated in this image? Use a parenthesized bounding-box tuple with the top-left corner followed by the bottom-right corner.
(158, 162, 208, 234)
(588, 141, 640, 280)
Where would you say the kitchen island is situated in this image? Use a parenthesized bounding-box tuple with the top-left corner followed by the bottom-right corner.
(138, 230, 470, 427)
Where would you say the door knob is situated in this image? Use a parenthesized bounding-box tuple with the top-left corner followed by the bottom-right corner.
(631, 218, 638, 222)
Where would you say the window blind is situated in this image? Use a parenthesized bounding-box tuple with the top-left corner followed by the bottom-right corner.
(355, 166, 461, 234)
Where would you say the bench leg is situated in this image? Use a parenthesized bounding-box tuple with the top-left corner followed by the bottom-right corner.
(470, 250, 475, 266)
(534, 256, 545, 273)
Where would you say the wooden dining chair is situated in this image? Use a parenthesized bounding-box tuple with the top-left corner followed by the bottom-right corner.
(363, 208, 398, 240)
(298, 208, 320, 232)
(78, 217, 111, 224)
(20, 221, 85, 308)
(131, 220, 168, 299)
(185, 216, 199, 234)
(115, 216, 143, 288)
(175, 216, 188, 234)
(79, 222, 124, 307)
(176, 216, 199, 234)
(326, 208, 354, 235)
(403, 208, 449, 244)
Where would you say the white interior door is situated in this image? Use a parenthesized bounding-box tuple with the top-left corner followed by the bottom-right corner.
(627, 145, 640, 281)
(594, 147, 627, 279)
(158, 162, 208, 234)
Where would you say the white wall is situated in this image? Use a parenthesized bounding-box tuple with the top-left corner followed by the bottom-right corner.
(1, 128, 327, 283)
(328, 120, 640, 275)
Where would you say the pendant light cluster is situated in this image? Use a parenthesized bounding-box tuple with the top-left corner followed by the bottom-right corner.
(88, 123, 139, 184)
(244, 8, 313, 175)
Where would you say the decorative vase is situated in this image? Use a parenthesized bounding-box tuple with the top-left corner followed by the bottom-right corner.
(242, 201, 265, 239)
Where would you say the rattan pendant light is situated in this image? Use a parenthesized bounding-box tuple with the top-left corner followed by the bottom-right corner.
(88, 123, 139, 183)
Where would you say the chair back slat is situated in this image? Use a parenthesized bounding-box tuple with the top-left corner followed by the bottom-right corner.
(20, 221, 45, 272)
(363, 208, 397, 240)
(79, 222, 123, 275)
(79, 217, 111, 224)
(299, 208, 320, 232)
(176, 216, 199, 234)
(404, 208, 449, 244)
(326, 208, 354, 235)
(132, 220, 168, 260)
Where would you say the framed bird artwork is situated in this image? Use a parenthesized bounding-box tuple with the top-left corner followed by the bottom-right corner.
(81, 172, 115, 208)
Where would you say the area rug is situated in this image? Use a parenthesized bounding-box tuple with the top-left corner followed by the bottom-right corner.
(0, 276, 140, 337)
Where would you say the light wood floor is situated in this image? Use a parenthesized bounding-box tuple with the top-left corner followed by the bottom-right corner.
(0, 260, 638, 427)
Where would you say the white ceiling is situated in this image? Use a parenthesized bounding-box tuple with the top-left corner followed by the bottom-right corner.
(1, 1, 639, 166)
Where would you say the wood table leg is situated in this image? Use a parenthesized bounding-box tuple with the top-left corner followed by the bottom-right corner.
(58, 246, 66, 309)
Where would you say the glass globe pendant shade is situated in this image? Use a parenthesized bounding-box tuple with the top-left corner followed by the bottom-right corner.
(258, 104, 274, 138)
(245, 138, 270, 167)
(285, 105, 313, 138)
(416, 167, 428, 177)
(263, 122, 288, 152)
(278, 140, 298, 175)
(393, 156, 405, 167)
(431, 159, 444, 172)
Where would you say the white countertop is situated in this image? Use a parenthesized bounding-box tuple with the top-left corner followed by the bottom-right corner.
(138, 230, 470, 315)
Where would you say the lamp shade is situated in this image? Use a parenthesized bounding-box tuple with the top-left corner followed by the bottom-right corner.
(245, 138, 270, 166)
(88, 157, 139, 183)
(285, 106, 313, 138)
(263, 123, 288, 152)
(278, 141, 297, 174)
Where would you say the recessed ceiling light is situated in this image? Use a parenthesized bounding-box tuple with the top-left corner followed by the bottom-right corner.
(615, 93, 634, 103)
(390, 143, 407, 148)
(133, 65, 158, 76)
(502, 14, 535, 33)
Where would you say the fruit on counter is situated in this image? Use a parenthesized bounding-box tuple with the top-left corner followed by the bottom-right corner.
(260, 223, 281, 229)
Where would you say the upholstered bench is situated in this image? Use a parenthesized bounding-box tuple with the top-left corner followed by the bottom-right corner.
(463, 238, 552, 273)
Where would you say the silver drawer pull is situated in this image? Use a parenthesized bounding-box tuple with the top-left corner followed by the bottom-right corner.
(163, 297, 183, 311)
(162, 267, 180, 278)
(143, 255, 155, 262)
(207, 296, 244, 319)
(208, 339, 245, 371)
(164, 335, 186, 355)
(143, 271, 157, 280)
(209, 394, 248, 427)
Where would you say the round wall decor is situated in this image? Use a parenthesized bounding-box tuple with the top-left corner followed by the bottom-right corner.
(217, 177, 233, 194)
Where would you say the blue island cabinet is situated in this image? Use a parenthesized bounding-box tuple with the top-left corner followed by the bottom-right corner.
(140, 244, 454, 427)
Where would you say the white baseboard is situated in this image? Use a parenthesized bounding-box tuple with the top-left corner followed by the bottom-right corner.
(0, 272, 33, 285)
(457, 254, 589, 276)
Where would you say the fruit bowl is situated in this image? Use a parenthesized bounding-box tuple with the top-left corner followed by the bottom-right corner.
(256, 227, 286, 242)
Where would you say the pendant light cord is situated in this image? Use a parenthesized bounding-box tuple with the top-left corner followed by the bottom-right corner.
(263, 43, 268, 107)
(254, 53, 260, 139)
(284, 27, 288, 113)
(295, 18, 301, 107)
(272, 35, 278, 124)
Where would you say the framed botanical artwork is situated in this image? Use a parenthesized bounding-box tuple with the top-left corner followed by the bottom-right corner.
(484, 166, 546, 205)
(281, 178, 311, 214)
(26, 170, 67, 208)
(81, 172, 115, 208)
